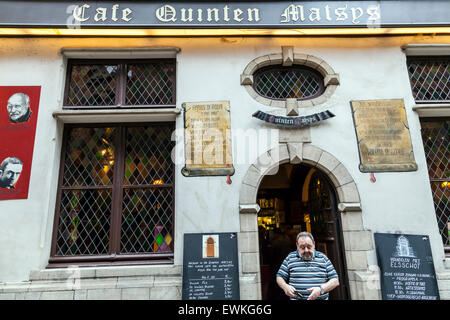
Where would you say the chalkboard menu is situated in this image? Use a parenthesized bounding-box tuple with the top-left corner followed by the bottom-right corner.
(182, 232, 240, 300)
(374, 233, 440, 300)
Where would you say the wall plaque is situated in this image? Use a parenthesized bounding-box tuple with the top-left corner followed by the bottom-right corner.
(350, 99, 418, 172)
(374, 233, 440, 300)
(182, 232, 240, 300)
(182, 101, 234, 177)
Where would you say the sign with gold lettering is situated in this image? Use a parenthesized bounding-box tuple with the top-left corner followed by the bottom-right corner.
(182, 101, 234, 177)
(0, 1, 449, 29)
(350, 99, 418, 172)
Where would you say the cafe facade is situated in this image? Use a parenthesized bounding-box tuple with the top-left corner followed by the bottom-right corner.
(0, 0, 449, 300)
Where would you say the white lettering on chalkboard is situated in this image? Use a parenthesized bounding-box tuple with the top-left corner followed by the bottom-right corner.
(390, 257, 421, 269)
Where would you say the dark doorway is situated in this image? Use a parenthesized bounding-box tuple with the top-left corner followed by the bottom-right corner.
(257, 163, 350, 300)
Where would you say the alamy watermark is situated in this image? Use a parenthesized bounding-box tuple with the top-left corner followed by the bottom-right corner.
(171, 125, 281, 173)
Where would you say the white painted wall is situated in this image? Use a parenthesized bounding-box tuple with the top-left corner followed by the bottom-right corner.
(0, 36, 447, 283)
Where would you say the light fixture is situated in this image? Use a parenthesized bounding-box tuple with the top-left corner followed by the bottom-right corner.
(0, 27, 450, 37)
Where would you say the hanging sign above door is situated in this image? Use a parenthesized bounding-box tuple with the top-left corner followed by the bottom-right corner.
(252, 110, 335, 127)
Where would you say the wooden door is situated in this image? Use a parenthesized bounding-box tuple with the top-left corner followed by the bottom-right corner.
(308, 171, 350, 300)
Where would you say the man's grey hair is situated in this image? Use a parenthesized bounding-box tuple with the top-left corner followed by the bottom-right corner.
(0, 157, 23, 171)
(296, 231, 315, 243)
(8, 92, 30, 107)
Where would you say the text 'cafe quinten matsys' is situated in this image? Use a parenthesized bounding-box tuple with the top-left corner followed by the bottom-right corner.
(0, 0, 448, 301)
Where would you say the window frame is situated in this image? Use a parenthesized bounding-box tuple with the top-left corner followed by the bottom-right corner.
(63, 59, 177, 110)
(404, 46, 450, 257)
(49, 122, 176, 268)
(240, 49, 340, 109)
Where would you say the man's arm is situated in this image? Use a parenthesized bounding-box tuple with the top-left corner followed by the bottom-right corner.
(306, 277, 339, 300)
(322, 277, 339, 293)
(276, 276, 297, 298)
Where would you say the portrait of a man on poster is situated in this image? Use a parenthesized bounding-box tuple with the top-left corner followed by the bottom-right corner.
(6, 92, 32, 124)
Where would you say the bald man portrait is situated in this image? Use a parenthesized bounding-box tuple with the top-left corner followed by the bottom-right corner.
(6, 92, 32, 123)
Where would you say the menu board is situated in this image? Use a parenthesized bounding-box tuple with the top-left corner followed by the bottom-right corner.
(182, 101, 234, 177)
(374, 233, 440, 300)
(350, 99, 418, 172)
(182, 232, 240, 300)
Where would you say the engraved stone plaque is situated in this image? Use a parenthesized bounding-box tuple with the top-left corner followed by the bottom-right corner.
(350, 99, 418, 172)
(182, 101, 234, 177)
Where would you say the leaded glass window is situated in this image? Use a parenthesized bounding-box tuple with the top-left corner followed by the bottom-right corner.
(51, 124, 175, 265)
(253, 65, 324, 101)
(407, 57, 450, 103)
(64, 59, 176, 108)
(420, 119, 450, 254)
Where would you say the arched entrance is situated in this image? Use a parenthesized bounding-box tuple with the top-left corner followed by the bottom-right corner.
(238, 144, 375, 300)
(257, 163, 349, 300)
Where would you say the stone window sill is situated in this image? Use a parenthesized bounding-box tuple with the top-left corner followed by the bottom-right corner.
(30, 264, 182, 281)
(412, 103, 450, 117)
(53, 107, 181, 123)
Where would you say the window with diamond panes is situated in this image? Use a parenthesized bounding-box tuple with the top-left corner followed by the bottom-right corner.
(407, 57, 450, 103)
(64, 59, 176, 108)
(51, 124, 175, 265)
(420, 119, 450, 254)
(253, 65, 324, 101)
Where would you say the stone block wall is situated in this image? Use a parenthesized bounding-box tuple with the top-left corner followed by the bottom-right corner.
(0, 265, 182, 300)
(0, 264, 261, 300)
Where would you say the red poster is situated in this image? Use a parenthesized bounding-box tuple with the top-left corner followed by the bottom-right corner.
(0, 86, 41, 200)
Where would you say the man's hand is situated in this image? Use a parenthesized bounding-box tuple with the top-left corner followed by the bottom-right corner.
(276, 276, 298, 298)
(306, 287, 321, 300)
(282, 284, 297, 298)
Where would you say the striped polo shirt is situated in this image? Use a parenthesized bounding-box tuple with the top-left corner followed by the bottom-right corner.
(276, 250, 338, 300)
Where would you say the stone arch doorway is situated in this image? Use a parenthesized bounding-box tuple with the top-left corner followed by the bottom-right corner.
(257, 163, 349, 300)
(239, 144, 375, 300)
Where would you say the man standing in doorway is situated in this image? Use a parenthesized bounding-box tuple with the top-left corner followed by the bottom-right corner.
(276, 231, 339, 300)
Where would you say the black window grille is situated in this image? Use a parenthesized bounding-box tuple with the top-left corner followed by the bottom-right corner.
(51, 124, 175, 265)
(64, 59, 176, 108)
(407, 57, 450, 103)
(420, 119, 450, 254)
(253, 65, 324, 101)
